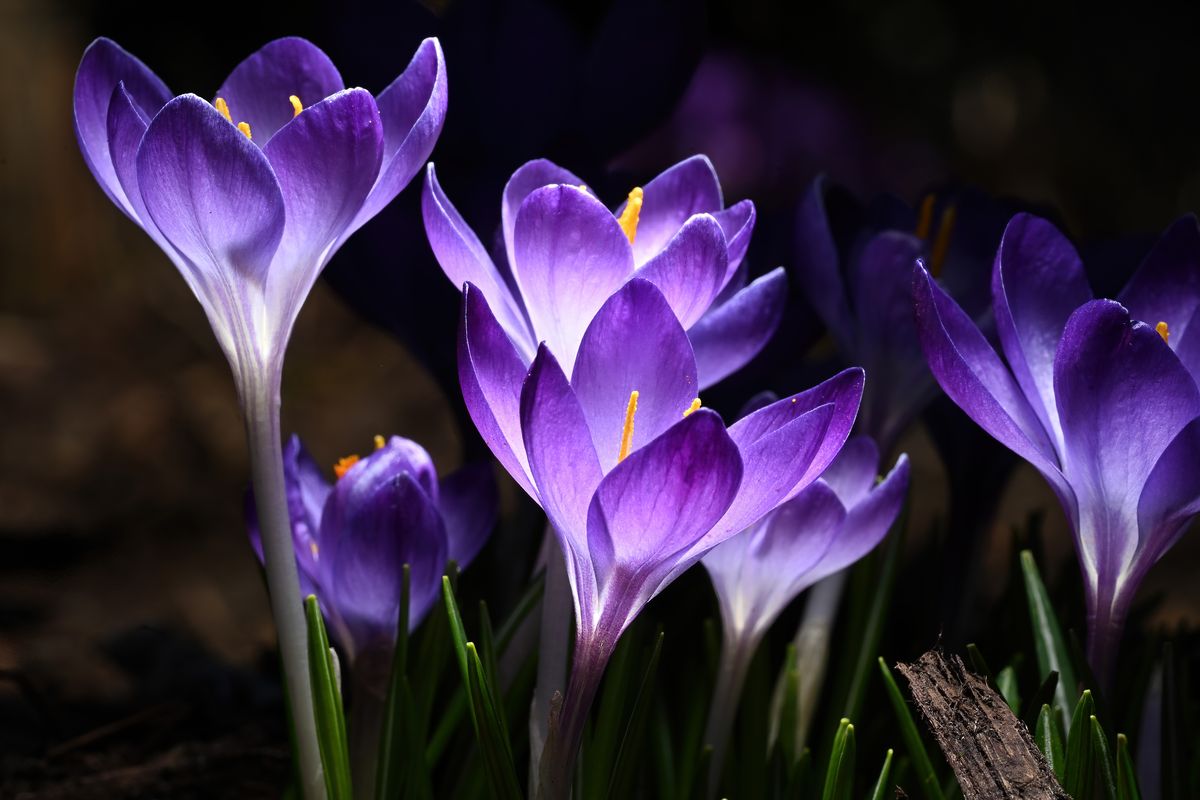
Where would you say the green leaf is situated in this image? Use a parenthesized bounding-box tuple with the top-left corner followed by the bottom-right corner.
(606, 630, 665, 799)
(1116, 733, 1142, 800)
(996, 666, 1020, 714)
(412, 564, 457, 738)
(1020, 550, 1078, 731)
(821, 719, 855, 800)
(305, 595, 353, 800)
(869, 748, 894, 800)
(374, 566, 427, 800)
(1064, 690, 1096, 799)
(1021, 670, 1059, 731)
(1034, 704, 1065, 779)
(1091, 715, 1118, 800)
(878, 658, 945, 800)
(777, 644, 802, 768)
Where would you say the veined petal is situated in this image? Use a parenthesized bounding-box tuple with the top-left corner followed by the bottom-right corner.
(350, 37, 448, 231)
(425, 164, 536, 358)
(458, 285, 536, 495)
(74, 38, 172, 219)
(1054, 300, 1200, 593)
(713, 199, 756, 280)
(502, 158, 587, 270)
(1117, 214, 1200, 349)
(571, 279, 699, 471)
(106, 83, 154, 228)
(794, 176, 855, 353)
(513, 185, 634, 371)
(215, 37, 344, 145)
(688, 267, 787, 389)
(807, 453, 909, 583)
(621, 155, 723, 266)
(263, 88, 383, 341)
(1135, 417, 1200, 583)
(586, 409, 742, 619)
(992, 213, 1093, 456)
(818, 435, 880, 508)
(633, 214, 728, 328)
(439, 462, 498, 569)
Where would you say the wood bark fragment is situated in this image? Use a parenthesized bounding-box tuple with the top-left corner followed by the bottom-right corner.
(896, 649, 1067, 800)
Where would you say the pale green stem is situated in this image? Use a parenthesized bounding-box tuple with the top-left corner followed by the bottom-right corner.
(704, 625, 761, 799)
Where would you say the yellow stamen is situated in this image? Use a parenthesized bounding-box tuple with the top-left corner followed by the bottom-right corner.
(333, 454, 360, 479)
(617, 187, 644, 244)
(1157, 321, 1170, 343)
(618, 390, 639, 462)
(309, 541, 319, 558)
(915, 193, 936, 240)
(214, 97, 232, 122)
(374, 434, 387, 450)
(683, 398, 702, 417)
(929, 204, 957, 278)
(237, 121, 253, 140)
(289, 94, 303, 117)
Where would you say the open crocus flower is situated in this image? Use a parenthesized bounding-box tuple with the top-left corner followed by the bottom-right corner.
(424, 155, 786, 388)
(795, 177, 1007, 454)
(913, 212, 1200, 685)
(699, 435, 908, 783)
(459, 276, 862, 796)
(248, 435, 495, 674)
(74, 35, 447, 384)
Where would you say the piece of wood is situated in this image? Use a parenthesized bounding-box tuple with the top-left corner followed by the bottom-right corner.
(896, 649, 1067, 799)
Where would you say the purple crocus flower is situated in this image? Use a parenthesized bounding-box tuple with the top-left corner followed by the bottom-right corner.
(424, 155, 786, 388)
(913, 212, 1200, 685)
(459, 275, 862, 796)
(74, 37, 446, 795)
(248, 435, 496, 675)
(700, 435, 908, 782)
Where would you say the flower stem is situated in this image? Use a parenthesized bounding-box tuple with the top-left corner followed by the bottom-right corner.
(704, 626, 760, 798)
(349, 660, 388, 800)
(537, 632, 612, 800)
(1086, 591, 1128, 694)
(244, 377, 325, 800)
(530, 530, 572, 787)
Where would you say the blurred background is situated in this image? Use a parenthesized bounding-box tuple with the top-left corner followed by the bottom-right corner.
(3, 0, 1200, 794)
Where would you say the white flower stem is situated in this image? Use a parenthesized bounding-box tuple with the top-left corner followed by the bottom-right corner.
(243, 376, 325, 800)
(704, 625, 760, 799)
(529, 529, 572, 788)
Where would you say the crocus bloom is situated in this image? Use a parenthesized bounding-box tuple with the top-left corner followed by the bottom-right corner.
(459, 276, 862, 796)
(424, 155, 787, 388)
(74, 36, 446, 796)
(247, 435, 496, 676)
(913, 212, 1200, 684)
(795, 177, 1007, 454)
(699, 435, 908, 782)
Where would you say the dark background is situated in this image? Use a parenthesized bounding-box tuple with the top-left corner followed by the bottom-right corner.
(3, 0, 1200, 793)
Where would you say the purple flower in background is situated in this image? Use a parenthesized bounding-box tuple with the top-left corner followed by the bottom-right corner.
(424, 156, 787, 388)
(459, 276, 861, 795)
(700, 435, 908, 780)
(248, 435, 496, 672)
(795, 177, 1007, 454)
(913, 212, 1200, 684)
(74, 36, 447, 384)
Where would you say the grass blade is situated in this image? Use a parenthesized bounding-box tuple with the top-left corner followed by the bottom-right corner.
(1116, 733, 1142, 800)
(1091, 715, 1117, 800)
(869, 749, 894, 800)
(305, 596, 353, 800)
(607, 630, 665, 799)
(1064, 690, 1096, 799)
(1034, 704, 1065, 779)
(878, 658, 944, 800)
(1020, 550, 1078, 731)
(821, 719, 855, 800)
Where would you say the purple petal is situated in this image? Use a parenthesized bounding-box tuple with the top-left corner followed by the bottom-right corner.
(215, 37, 344, 145)
(1135, 417, 1200, 583)
(913, 264, 1071, 508)
(458, 284, 535, 495)
(571, 280, 699, 470)
(425, 164, 535, 358)
(992, 213, 1093, 454)
(586, 409, 742, 624)
(1054, 300, 1200, 596)
(713, 199, 756, 280)
(807, 453, 909, 582)
(818, 436, 880, 508)
(688, 267, 787, 389)
(438, 462, 498, 569)
(622, 155, 723, 266)
(502, 158, 587, 270)
(106, 83, 153, 228)
(512, 185, 634, 371)
(364, 436, 440, 502)
(350, 38, 448, 232)
(1172, 305, 1200, 384)
(262, 89, 383, 339)
(74, 38, 172, 219)
(634, 214, 728, 328)
(794, 177, 854, 352)
(1118, 215, 1200, 348)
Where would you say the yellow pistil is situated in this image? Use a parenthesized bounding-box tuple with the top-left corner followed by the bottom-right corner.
(374, 434, 387, 450)
(1157, 321, 1170, 343)
(237, 121, 253, 140)
(929, 204, 957, 277)
(333, 454, 360, 479)
(289, 94, 303, 117)
(617, 187, 644, 244)
(915, 193, 936, 240)
(214, 97, 232, 122)
(683, 398, 702, 417)
(618, 390, 639, 462)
